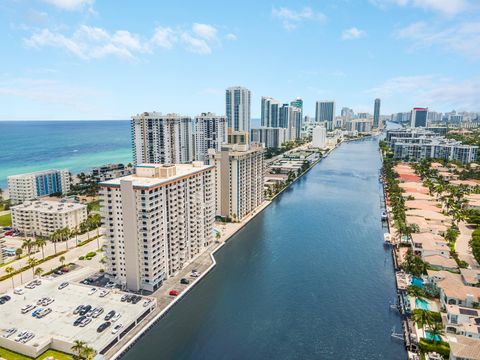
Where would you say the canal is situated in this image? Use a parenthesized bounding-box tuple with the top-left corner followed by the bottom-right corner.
(123, 137, 406, 360)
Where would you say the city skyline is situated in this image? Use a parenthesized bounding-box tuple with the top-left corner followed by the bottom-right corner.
(0, 0, 479, 120)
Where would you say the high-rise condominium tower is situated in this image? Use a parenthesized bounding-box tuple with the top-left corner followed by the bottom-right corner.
(194, 112, 227, 162)
(100, 163, 215, 292)
(261, 96, 281, 127)
(410, 108, 428, 128)
(373, 98, 381, 129)
(226, 86, 251, 142)
(315, 101, 336, 130)
(131, 112, 193, 165)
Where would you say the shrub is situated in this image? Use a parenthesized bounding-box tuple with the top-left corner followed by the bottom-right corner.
(79, 256, 84, 260)
(418, 339, 450, 358)
(86, 251, 97, 258)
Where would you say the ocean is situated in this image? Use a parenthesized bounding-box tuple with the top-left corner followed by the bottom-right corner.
(0, 120, 132, 188)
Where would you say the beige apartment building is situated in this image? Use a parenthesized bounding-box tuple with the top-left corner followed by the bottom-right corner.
(11, 200, 87, 237)
(99, 163, 215, 292)
(208, 142, 264, 221)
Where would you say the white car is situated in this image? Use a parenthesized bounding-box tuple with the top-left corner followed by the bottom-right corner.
(99, 289, 110, 297)
(79, 317, 92, 327)
(21, 332, 35, 343)
(111, 324, 123, 334)
(111, 313, 121, 322)
(13, 288, 24, 295)
(21, 304, 36, 314)
(14, 331, 28, 342)
(88, 288, 97, 296)
(42, 297, 54, 306)
(143, 299, 152, 307)
(58, 282, 69, 290)
(3, 328, 17, 338)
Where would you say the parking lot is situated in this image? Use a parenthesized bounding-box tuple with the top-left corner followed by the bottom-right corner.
(0, 272, 156, 358)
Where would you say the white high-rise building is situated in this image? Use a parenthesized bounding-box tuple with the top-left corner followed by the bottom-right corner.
(194, 112, 227, 162)
(11, 200, 87, 237)
(315, 101, 336, 130)
(8, 169, 70, 205)
(279, 104, 302, 140)
(131, 112, 193, 165)
(100, 163, 215, 292)
(312, 125, 327, 148)
(226, 86, 251, 142)
(208, 143, 264, 221)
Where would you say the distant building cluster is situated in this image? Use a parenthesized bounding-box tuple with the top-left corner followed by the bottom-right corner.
(386, 128, 478, 164)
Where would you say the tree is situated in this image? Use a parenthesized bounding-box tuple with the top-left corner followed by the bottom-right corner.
(50, 230, 59, 255)
(35, 238, 47, 259)
(71, 340, 96, 360)
(412, 309, 433, 331)
(402, 250, 428, 277)
(5, 266, 15, 289)
(15, 248, 23, 259)
(22, 238, 35, 255)
(34, 267, 44, 277)
(59, 255, 66, 267)
(27, 257, 38, 277)
(427, 321, 445, 345)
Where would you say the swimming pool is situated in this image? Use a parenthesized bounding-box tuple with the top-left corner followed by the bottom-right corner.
(415, 297, 430, 311)
(411, 276, 424, 288)
(425, 331, 441, 342)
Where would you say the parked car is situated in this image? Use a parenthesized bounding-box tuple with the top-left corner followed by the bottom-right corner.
(131, 295, 141, 304)
(120, 294, 128, 302)
(111, 324, 123, 334)
(88, 288, 97, 296)
(21, 304, 36, 314)
(74, 316, 86, 326)
(92, 307, 104, 318)
(41, 297, 54, 306)
(169, 290, 179, 296)
(3, 328, 17, 338)
(14, 288, 24, 295)
(79, 317, 92, 327)
(21, 332, 35, 343)
(180, 278, 190, 285)
(36, 308, 52, 318)
(97, 322, 111, 333)
(14, 331, 28, 342)
(58, 282, 69, 290)
(79, 305, 92, 316)
(32, 308, 43, 317)
(111, 312, 121, 322)
(143, 299, 152, 307)
(104, 310, 115, 321)
(73, 305, 83, 315)
(99, 289, 110, 297)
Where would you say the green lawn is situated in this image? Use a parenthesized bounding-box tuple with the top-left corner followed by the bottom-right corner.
(0, 213, 11, 227)
(87, 200, 101, 213)
(0, 347, 72, 360)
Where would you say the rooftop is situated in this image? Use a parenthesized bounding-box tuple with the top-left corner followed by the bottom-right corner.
(99, 163, 213, 189)
(11, 200, 86, 214)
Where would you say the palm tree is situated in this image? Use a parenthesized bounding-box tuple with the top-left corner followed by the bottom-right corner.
(83, 346, 96, 360)
(35, 238, 47, 259)
(412, 309, 433, 331)
(73, 225, 80, 245)
(22, 238, 34, 255)
(5, 266, 15, 289)
(34, 267, 44, 277)
(427, 321, 445, 345)
(71, 340, 87, 360)
(59, 255, 66, 267)
(50, 230, 59, 255)
(63, 227, 71, 250)
(15, 248, 23, 260)
(27, 257, 38, 277)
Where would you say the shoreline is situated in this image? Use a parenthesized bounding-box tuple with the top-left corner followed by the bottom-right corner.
(106, 140, 346, 360)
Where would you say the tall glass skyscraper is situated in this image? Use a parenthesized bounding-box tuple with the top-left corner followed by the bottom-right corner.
(226, 86, 251, 135)
(373, 98, 381, 129)
(410, 107, 428, 128)
(315, 101, 336, 130)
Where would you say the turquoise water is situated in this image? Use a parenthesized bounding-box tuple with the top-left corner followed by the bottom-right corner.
(0, 121, 132, 188)
(411, 276, 424, 288)
(425, 331, 441, 342)
(416, 298, 430, 311)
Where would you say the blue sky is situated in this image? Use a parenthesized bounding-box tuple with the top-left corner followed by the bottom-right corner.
(0, 0, 479, 120)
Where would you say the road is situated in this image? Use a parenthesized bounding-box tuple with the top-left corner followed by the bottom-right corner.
(457, 221, 479, 269)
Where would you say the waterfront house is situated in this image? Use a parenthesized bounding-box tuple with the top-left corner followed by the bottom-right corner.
(460, 269, 480, 287)
(427, 271, 480, 309)
(445, 305, 480, 339)
(411, 233, 450, 258)
(448, 335, 480, 360)
(423, 255, 458, 271)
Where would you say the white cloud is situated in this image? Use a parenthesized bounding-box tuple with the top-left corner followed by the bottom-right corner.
(24, 22, 233, 59)
(272, 6, 326, 30)
(341, 27, 366, 40)
(180, 33, 211, 55)
(151, 27, 177, 49)
(225, 33, 237, 41)
(368, 75, 480, 110)
(42, 0, 94, 11)
(396, 21, 480, 59)
(192, 23, 217, 40)
(24, 26, 149, 60)
(370, 0, 469, 15)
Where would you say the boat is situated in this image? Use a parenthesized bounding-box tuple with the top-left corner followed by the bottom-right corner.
(384, 233, 392, 245)
(381, 211, 388, 221)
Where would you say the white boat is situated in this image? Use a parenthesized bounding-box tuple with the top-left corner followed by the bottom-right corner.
(381, 211, 388, 221)
(384, 233, 392, 244)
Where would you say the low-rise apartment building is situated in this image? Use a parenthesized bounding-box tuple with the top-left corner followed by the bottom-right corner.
(8, 169, 70, 204)
(11, 200, 87, 237)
